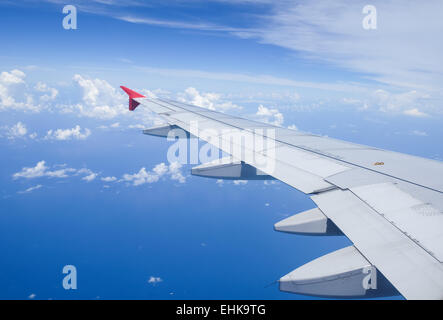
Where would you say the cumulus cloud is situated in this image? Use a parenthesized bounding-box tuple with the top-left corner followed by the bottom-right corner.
(13, 160, 186, 189)
(122, 162, 186, 186)
(55, 74, 161, 126)
(147, 276, 162, 285)
(7, 122, 27, 139)
(342, 89, 433, 116)
(82, 173, 98, 182)
(255, 104, 284, 126)
(178, 87, 241, 112)
(57, 74, 129, 119)
(0, 69, 25, 85)
(13, 161, 50, 179)
(123, 168, 161, 186)
(12, 161, 96, 181)
(1, 122, 39, 140)
(372, 90, 431, 116)
(34, 81, 58, 102)
(0, 69, 157, 123)
(45, 125, 91, 140)
(0, 69, 55, 112)
(0, 70, 28, 110)
(101, 176, 117, 182)
(168, 161, 186, 183)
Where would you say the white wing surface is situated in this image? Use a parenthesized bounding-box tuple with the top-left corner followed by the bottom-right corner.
(122, 86, 443, 300)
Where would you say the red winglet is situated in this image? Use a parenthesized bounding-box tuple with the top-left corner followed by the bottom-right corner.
(120, 86, 145, 111)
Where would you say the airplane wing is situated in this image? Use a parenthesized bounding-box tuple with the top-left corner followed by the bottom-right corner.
(121, 86, 443, 300)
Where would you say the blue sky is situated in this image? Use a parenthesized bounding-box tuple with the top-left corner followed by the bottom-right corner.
(1, 0, 442, 300)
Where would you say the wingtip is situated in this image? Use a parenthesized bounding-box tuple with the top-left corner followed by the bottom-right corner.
(120, 86, 145, 111)
(120, 86, 145, 99)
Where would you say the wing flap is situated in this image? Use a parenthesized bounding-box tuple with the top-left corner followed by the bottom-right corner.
(351, 182, 443, 262)
(312, 189, 443, 300)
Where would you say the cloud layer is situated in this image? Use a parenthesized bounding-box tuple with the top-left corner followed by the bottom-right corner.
(12, 160, 187, 191)
(122, 162, 186, 186)
(45, 125, 91, 140)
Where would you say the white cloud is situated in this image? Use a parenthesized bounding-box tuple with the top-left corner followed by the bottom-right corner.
(177, 87, 241, 112)
(58, 74, 129, 119)
(235, 1, 443, 94)
(112, 2, 443, 112)
(233, 180, 248, 185)
(82, 173, 98, 182)
(13, 161, 96, 181)
(0, 69, 54, 112)
(28, 293, 36, 299)
(411, 130, 428, 137)
(123, 168, 161, 186)
(168, 162, 186, 183)
(118, 14, 233, 32)
(18, 184, 43, 194)
(152, 162, 168, 176)
(147, 276, 162, 284)
(403, 108, 429, 118)
(46, 168, 77, 178)
(0, 69, 25, 85)
(135, 65, 364, 93)
(255, 104, 284, 126)
(34, 81, 58, 102)
(13, 161, 49, 179)
(122, 162, 186, 186)
(5, 2, 440, 117)
(342, 89, 433, 116)
(104, 1, 425, 115)
(56, 74, 160, 126)
(2, 122, 40, 141)
(128, 124, 145, 129)
(372, 89, 431, 115)
(7, 122, 27, 139)
(45, 125, 91, 140)
(101, 176, 117, 182)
